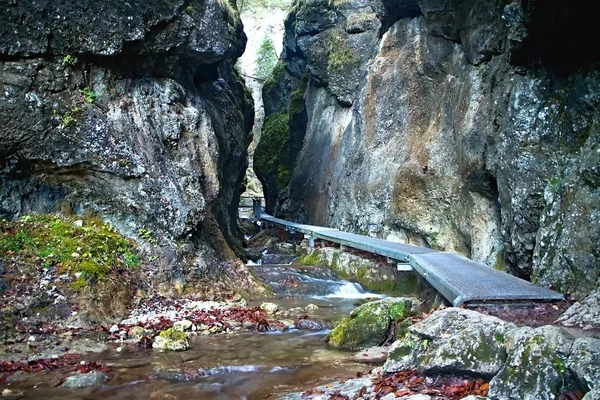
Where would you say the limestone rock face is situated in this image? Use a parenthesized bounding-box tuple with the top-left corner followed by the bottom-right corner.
(328, 297, 412, 350)
(259, 0, 600, 299)
(0, 0, 261, 292)
(383, 308, 513, 377)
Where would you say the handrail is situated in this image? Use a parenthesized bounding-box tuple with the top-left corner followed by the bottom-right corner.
(254, 204, 564, 307)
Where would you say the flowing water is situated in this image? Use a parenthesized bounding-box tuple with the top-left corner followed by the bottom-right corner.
(16, 262, 381, 399)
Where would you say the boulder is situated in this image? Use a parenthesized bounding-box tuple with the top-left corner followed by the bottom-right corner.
(152, 328, 190, 351)
(328, 297, 412, 350)
(173, 319, 193, 331)
(488, 326, 568, 400)
(61, 371, 108, 388)
(260, 302, 279, 314)
(296, 319, 324, 330)
(353, 346, 389, 364)
(567, 337, 600, 392)
(558, 290, 600, 331)
(384, 308, 513, 377)
(278, 377, 373, 400)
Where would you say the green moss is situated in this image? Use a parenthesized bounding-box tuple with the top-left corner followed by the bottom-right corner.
(328, 299, 411, 350)
(493, 249, 506, 271)
(298, 250, 323, 266)
(254, 111, 290, 187)
(159, 328, 187, 341)
(277, 164, 291, 190)
(0, 214, 142, 288)
(263, 60, 285, 95)
(288, 74, 308, 117)
(494, 332, 505, 344)
(325, 30, 358, 75)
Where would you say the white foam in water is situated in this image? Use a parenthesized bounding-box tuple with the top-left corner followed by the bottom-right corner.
(246, 259, 262, 266)
(325, 282, 385, 299)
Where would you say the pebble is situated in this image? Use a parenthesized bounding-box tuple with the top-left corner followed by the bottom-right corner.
(109, 324, 119, 333)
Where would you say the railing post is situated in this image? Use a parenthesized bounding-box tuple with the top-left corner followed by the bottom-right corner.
(252, 198, 262, 218)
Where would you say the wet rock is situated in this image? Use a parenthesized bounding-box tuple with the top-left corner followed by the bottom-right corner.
(296, 319, 323, 330)
(1, 389, 24, 399)
(558, 290, 600, 330)
(384, 308, 513, 376)
(244, 248, 264, 262)
(567, 337, 600, 392)
(261, 254, 297, 265)
(152, 328, 190, 351)
(278, 377, 373, 400)
(328, 297, 412, 350)
(173, 319, 193, 331)
(353, 346, 389, 364)
(150, 392, 178, 400)
(488, 326, 568, 400)
(260, 302, 279, 314)
(61, 371, 108, 388)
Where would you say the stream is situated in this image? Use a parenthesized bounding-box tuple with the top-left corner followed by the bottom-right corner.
(17, 260, 380, 399)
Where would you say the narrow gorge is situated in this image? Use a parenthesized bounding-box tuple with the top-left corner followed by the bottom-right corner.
(0, 0, 599, 399)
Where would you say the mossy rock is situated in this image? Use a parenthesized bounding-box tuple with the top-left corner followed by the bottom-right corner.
(384, 308, 514, 377)
(327, 297, 412, 350)
(489, 326, 573, 399)
(153, 328, 190, 351)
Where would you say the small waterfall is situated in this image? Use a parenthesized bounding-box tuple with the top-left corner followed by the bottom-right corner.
(326, 281, 382, 299)
(250, 265, 383, 298)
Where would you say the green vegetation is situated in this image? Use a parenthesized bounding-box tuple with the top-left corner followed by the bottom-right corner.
(138, 227, 156, 244)
(328, 299, 411, 350)
(298, 250, 323, 266)
(256, 35, 278, 80)
(325, 31, 358, 75)
(80, 88, 98, 104)
(262, 60, 285, 95)
(62, 55, 77, 67)
(288, 74, 308, 117)
(254, 112, 290, 187)
(216, 0, 239, 25)
(0, 214, 142, 288)
(159, 327, 187, 341)
(552, 357, 566, 375)
(53, 108, 80, 128)
(185, 5, 194, 13)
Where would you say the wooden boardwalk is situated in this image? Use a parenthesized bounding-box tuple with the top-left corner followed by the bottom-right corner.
(257, 212, 563, 307)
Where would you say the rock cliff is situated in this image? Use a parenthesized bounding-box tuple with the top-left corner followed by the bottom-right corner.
(256, 0, 600, 300)
(0, 0, 262, 294)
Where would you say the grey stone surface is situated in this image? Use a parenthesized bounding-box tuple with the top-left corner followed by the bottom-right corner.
(260, 0, 600, 300)
(383, 308, 513, 377)
(488, 326, 568, 400)
(567, 337, 600, 391)
(61, 371, 108, 388)
(0, 0, 263, 292)
(557, 288, 600, 331)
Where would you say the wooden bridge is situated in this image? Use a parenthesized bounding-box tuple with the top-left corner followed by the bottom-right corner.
(251, 201, 563, 307)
